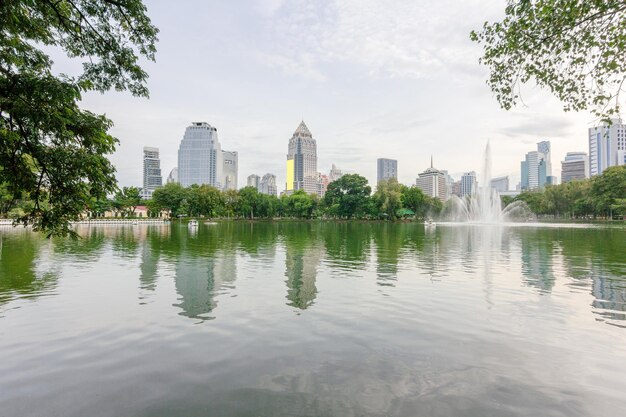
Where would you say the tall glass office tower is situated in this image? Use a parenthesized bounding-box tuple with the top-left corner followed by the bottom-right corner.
(178, 122, 223, 188)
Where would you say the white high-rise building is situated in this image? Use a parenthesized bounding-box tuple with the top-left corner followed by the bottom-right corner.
(589, 119, 626, 176)
(260, 173, 277, 196)
(222, 151, 238, 191)
(178, 122, 223, 188)
(247, 174, 260, 189)
(460, 171, 477, 197)
(561, 152, 589, 183)
(377, 158, 398, 183)
(141, 147, 162, 199)
(416, 157, 447, 201)
(286, 121, 318, 195)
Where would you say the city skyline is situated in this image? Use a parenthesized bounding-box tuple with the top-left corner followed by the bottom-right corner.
(59, 1, 612, 191)
(141, 120, 614, 196)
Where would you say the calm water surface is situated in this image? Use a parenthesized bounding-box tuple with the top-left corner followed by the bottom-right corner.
(1, 222, 625, 416)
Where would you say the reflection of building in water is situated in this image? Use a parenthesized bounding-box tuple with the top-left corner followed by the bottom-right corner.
(520, 237, 555, 292)
(285, 243, 322, 309)
(173, 253, 237, 320)
(139, 240, 159, 293)
(591, 276, 626, 321)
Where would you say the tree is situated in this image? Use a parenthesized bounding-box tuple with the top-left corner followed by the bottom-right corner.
(237, 186, 262, 219)
(188, 184, 223, 217)
(222, 189, 239, 219)
(283, 190, 318, 219)
(0, 1, 158, 235)
(323, 174, 371, 219)
(400, 185, 428, 219)
(373, 179, 402, 220)
(113, 186, 141, 217)
(152, 183, 187, 218)
(590, 165, 626, 218)
(471, 1, 626, 121)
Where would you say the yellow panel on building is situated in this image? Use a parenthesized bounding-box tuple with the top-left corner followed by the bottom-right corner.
(286, 159, 294, 191)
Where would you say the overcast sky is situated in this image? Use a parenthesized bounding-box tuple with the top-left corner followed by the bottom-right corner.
(65, 0, 597, 190)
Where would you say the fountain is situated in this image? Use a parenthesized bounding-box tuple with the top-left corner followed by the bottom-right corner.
(443, 142, 534, 223)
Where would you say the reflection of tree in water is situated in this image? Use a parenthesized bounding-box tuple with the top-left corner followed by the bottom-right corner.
(282, 223, 322, 310)
(234, 222, 279, 257)
(109, 225, 143, 258)
(53, 226, 108, 262)
(139, 226, 171, 296)
(371, 223, 405, 286)
(321, 222, 371, 270)
(0, 231, 58, 306)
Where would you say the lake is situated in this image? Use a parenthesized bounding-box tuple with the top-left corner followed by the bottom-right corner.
(1, 222, 625, 416)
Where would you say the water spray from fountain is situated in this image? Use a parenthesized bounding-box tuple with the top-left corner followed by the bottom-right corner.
(444, 142, 534, 223)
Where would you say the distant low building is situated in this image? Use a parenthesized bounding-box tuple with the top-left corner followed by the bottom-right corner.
(490, 176, 509, 193)
(260, 173, 277, 196)
(561, 152, 589, 183)
(222, 151, 238, 191)
(329, 164, 343, 182)
(167, 167, 178, 184)
(247, 174, 260, 189)
(460, 171, 477, 197)
(316, 173, 329, 198)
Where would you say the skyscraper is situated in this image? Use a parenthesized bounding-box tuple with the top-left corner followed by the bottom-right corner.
(416, 157, 447, 201)
(377, 158, 398, 182)
(260, 173, 277, 196)
(286, 121, 318, 195)
(141, 147, 162, 199)
(460, 171, 477, 197)
(178, 122, 223, 188)
(247, 174, 260, 189)
(222, 151, 238, 191)
(589, 119, 626, 176)
(561, 152, 589, 183)
(537, 141, 552, 176)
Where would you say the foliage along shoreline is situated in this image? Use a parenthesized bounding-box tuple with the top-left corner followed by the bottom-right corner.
(3, 167, 625, 226)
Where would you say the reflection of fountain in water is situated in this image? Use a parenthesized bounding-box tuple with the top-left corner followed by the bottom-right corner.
(444, 142, 534, 223)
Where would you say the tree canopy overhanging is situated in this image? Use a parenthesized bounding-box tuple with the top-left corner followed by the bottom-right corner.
(471, 0, 626, 121)
(0, 0, 158, 236)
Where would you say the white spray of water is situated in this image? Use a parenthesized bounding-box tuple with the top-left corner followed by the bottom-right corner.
(444, 142, 533, 223)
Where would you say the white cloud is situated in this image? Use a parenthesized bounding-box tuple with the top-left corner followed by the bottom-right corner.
(257, 0, 503, 81)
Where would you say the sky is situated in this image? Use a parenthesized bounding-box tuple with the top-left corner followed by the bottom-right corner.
(56, 0, 599, 190)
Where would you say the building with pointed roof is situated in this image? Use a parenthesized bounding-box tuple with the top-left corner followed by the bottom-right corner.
(286, 121, 318, 195)
(416, 157, 447, 201)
